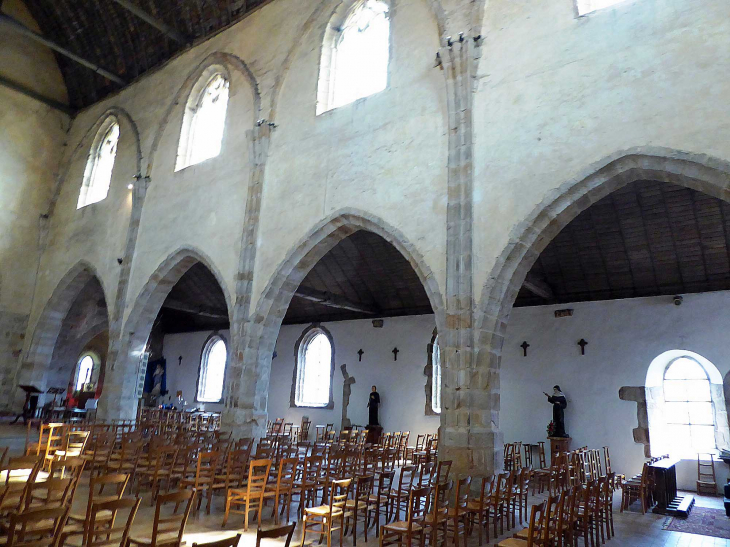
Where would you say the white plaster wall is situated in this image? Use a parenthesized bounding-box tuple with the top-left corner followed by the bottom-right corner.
(252, 0, 448, 313)
(473, 0, 730, 304)
(501, 290, 730, 492)
(268, 315, 440, 436)
(162, 330, 230, 413)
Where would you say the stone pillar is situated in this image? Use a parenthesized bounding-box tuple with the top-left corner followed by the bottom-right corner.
(97, 176, 149, 421)
(222, 124, 272, 437)
(438, 35, 502, 479)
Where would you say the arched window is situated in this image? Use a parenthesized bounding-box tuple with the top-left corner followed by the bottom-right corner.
(176, 70, 230, 171)
(78, 117, 119, 208)
(646, 350, 730, 458)
(316, 0, 390, 114)
(431, 335, 442, 414)
(197, 335, 227, 403)
(663, 357, 714, 454)
(294, 327, 334, 407)
(74, 354, 96, 391)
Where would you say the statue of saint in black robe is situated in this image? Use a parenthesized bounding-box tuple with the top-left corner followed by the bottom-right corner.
(545, 385, 568, 437)
(368, 387, 380, 426)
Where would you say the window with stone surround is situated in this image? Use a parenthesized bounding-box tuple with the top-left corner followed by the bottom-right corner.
(646, 350, 730, 458)
(316, 0, 390, 114)
(292, 325, 335, 408)
(74, 354, 96, 391)
(576, 0, 629, 16)
(78, 117, 119, 208)
(424, 329, 441, 415)
(176, 69, 229, 171)
(197, 334, 227, 403)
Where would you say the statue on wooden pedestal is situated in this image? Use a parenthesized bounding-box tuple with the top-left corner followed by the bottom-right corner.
(544, 385, 568, 437)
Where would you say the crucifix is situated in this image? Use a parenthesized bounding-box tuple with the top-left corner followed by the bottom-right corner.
(578, 339, 588, 355)
(178, 356, 182, 367)
(392, 347, 399, 361)
(520, 341, 530, 357)
(357, 349, 364, 362)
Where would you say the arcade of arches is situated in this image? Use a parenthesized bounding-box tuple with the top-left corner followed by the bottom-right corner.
(4, 0, 730, 542)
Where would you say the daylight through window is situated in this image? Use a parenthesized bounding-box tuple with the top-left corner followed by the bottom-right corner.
(198, 336, 227, 402)
(78, 119, 119, 208)
(576, 0, 629, 16)
(75, 355, 94, 391)
(663, 357, 715, 455)
(432, 336, 442, 414)
(295, 329, 333, 407)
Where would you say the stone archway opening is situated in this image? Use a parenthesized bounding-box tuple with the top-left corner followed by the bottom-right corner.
(99, 250, 232, 421)
(477, 151, 730, 477)
(227, 210, 445, 439)
(17, 264, 109, 416)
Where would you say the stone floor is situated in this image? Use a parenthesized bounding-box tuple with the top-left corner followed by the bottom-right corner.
(3, 423, 728, 547)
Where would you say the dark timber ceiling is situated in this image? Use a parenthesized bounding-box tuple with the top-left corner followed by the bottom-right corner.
(159, 262, 229, 333)
(515, 180, 730, 307)
(284, 231, 433, 324)
(17, 0, 269, 109)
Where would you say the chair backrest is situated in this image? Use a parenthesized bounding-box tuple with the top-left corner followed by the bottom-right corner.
(406, 486, 431, 531)
(398, 465, 417, 491)
(328, 478, 351, 513)
(354, 475, 374, 504)
(537, 441, 547, 468)
(192, 451, 219, 487)
(247, 459, 273, 495)
(25, 476, 74, 510)
(434, 460, 452, 486)
(256, 523, 295, 547)
(524, 501, 547, 547)
(454, 476, 471, 509)
(86, 497, 142, 547)
(6, 505, 70, 547)
(0, 458, 43, 513)
(417, 461, 435, 487)
(150, 490, 196, 547)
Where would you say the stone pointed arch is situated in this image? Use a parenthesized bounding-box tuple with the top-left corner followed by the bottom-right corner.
(98, 246, 233, 420)
(474, 147, 730, 440)
(224, 208, 445, 435)
(14, 260, 110, 398)
(47, 107, 142, 218)
(146, 52, 261, 176)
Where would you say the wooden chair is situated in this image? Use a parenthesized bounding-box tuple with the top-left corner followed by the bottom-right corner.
(263, 457, 297, 525)
(5, 505, 70, 547)
(0, 458, 43, 516)
(446, 476, 471, 547)
(423, 480, 450, 547)
(256, 523, 295, 547)
(24, 476, 74, 510)
(387, 465, 416, 522)
(293, 455, 324, 515)
(105, 440, 142, 484)
(128, 489, 196, 547)
(64, 497, 142, 547)
(223, 458, 272, 530)
(576, 481, 598, 547)
(367, 469, 394, 536)
(513, 493, 560, 546)
(496, 501, 546, 547)
(180, 450, 218, 514)
(300, 478, 351, 547)
(697, 453, 717, 496)
(379, 485, 430, 547)
(55, 430, 90, 459)
(345, 474, 373, 546)
(67, 473, 129, 544)
(136, 446, 179, 505)
(621, 463, 651, 513)
(466, 476, 493, 546)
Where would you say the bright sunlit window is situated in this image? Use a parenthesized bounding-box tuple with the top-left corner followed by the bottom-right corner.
(78, 118, 119, 208)
(663, 357, 715, 455)
(75, 355, 95, 391)
(432, 335, 442, 414)
(176, 72, 229, 171)
(295, 328, 333, 407)
(197, 336, 227, 402)
(576, 0, 629, 16)
(317, 0, 390, 114)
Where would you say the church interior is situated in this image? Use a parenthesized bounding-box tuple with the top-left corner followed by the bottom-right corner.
(2, 0, 730, 545)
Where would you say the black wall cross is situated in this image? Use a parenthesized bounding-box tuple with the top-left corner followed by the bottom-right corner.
(392, 347, 399, 361)
(357, 349, 364, 362)
(520, 341, 530, 357)
(578, 339, 588, 355)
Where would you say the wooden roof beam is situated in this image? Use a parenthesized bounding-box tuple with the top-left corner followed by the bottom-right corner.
(523, 273, 554, 300)
(162, 299, 228, 319)
(111, 0, 187, 44)
(0, 13, 125, 85)
(294, 286, 379, 315)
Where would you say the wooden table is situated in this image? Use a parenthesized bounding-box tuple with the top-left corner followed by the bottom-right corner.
(648, 457, 679, 514)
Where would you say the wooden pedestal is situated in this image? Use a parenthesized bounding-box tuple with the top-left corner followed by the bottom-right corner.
(548, 437, 571, 464)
